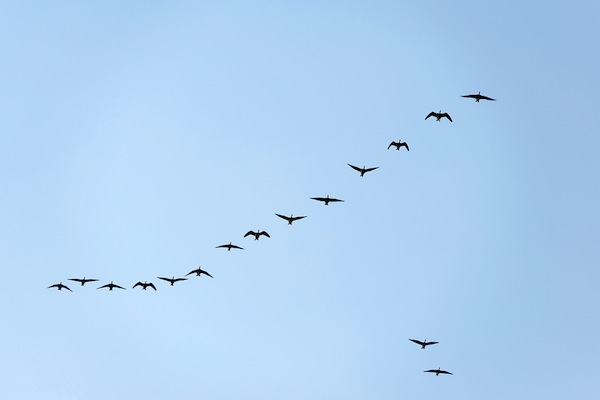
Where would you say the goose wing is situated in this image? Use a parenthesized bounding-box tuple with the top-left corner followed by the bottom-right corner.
(364, 166, 379, 173)
(133, 281, 143, 289)
(68, 278, 83, 283)
(201, 270, 214, 278)
(260, 231, 270, 238)
(461, 94, 477, 99)
(328, 197, 344, 202)
(425, 341, 439, 346)
(438, 370, 452, 375)
(113, 283, 126, 290)
(409, 339, 425, 346)
(311, 197, 327, 202)
(230, 244, 243, 250)
(388, 141, 397, 149)
(97, 283, 110, 289)
(400, 142, 409, 150)
(244, 230, 256, 237)
(185, 269, 200, 276)
(442, 113, 452, 122)
(425, 111, 436, 120)
(147, 282, 157, 291)
(480, 94, 495, 101)
(63, 284, 73, 292)
(347, 163, 362, 172)
(157, 276, 171, 283)
(291, 215, 306, 221)
(174, 277, 187, 282)
(275, 213, 290, 221)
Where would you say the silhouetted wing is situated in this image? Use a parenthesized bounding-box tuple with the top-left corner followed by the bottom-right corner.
(133, 281, 143, 288)
(480, 94, 495, 101)
(311, 197, 327, 202)
(275, 213, 290, 221)
(148, 283, 157, 291)
(401, 142, 409, 150)
(461, 94, 476, 99)
(185, 269, 200, 276)
(424, 369, 437, 373)
(260, 231, 270, 238)
(347, 163, 362, 172)
(230, 244, 243, 250)
(216, 244, 228, 248)
(438, 370, 452, 375)
(113, 284, 125, 290)
(63, 285, 73, 292)
(364, 167, 379, 173)
(328, 198, 344, 202)
(388, 141, 396, 149)
(244, 231, 255, 237)
(157, 276, 171, 282)
(409, 339, 425, 346)
(425, 111, 435, 120)
(442, 113, 452, 122)
(97, 284, 110, 289)
(201, 270, 214, 278)
(68, 278, 83, 283)
(426, 341, 439, 346)
(291, 215, 306, 221)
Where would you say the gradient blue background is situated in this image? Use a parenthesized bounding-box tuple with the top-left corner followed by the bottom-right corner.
(1, 1, 599, 399)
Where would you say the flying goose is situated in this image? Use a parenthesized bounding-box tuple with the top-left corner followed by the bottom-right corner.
(424, 368, 453, 376)
(409, 339, 439, 349)
(157, 276, 187, 286)
(185, 267, 213, 278)
(311, 195, 344, 205)
(461, 91, 495, 102)
(275, 213, 306, 225)
(244, 230, 270, 240)
(48, 282, 72, 292)
(133, 281, 157, 290)
(97, 281, 126, 291)
(425, 111, 453, 122)
(347, 163, 379, 177)
(216, 242, 244, 251)
(388, 140, 409, 151)
(68, 277, 99, 286)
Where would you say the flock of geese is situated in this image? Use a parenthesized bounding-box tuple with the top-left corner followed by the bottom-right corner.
(48, 91, 496, 377)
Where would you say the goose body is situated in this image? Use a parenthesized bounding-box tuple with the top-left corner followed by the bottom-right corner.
(97, 281, 126, 291)
(311, 195, 344, 205)
(275, 213, 306, 225)
(185, 267, 213, 278)
(244, 230, 270, 240)
(216, 242, 244, 251)
(462, 91, 495, 102)
(48, 282, 72, 292)
(409, 339, 439, 349)
(425, 110, 453, 122)
(388, 140, 409, 151)
(68, 277, 99, 286)
(157, 276, 187, 286)
(347, 163, 379, 177)
(133, 281, 157, 290)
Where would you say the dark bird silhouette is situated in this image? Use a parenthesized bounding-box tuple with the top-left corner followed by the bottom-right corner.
(425, 111, 453, 122)
(311, 195, 344, 205)
(216, 242, 244, 251)
(68, 277, 99, 286)
(409, 339, 439, 349)
(133, 281, 157, 290)
(347, 163, 379, 177)
(461, 91, 495, 102)
(388, 140, 409, 151)
(157, 276, 187, 286)
(97, 281, 126, 291)
(185, 267, 213, 278)
(48, 282, 72, 292)
(244, 230, 270, 240)
(424, 368, 453, 376)
(275, 213, 307, 225)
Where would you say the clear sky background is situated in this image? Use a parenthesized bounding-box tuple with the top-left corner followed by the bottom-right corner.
(1, 1, 599, 399)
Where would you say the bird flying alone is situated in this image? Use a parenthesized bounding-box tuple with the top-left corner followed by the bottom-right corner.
(275, 213, 306, 225)
(185, 267, 213, 278)
(97, 281, 126, 291)
(68, 277, 99, 286)
(424, 368, 453, 376)
(388, 140, 409, 151)
(48, 282, 72, 292)
(157, 276, 187, 286)
(244, 230, 270, 240)
(311, 195, 344, 205)
(425, 111, 452, 122)
(347, 163, 379, 177)
(133, 281, 157, 291)
(216, 242, 244, 251)
(409, 339, 439, 349)
(461, 91, 495, 102)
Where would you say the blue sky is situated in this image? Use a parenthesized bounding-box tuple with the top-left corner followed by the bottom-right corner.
(1, 1, 599, 399)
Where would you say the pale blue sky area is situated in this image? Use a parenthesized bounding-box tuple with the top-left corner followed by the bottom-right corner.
(1, 1, 599, 399)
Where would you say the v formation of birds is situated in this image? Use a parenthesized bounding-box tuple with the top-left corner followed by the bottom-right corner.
(48, 92, 495, 375)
